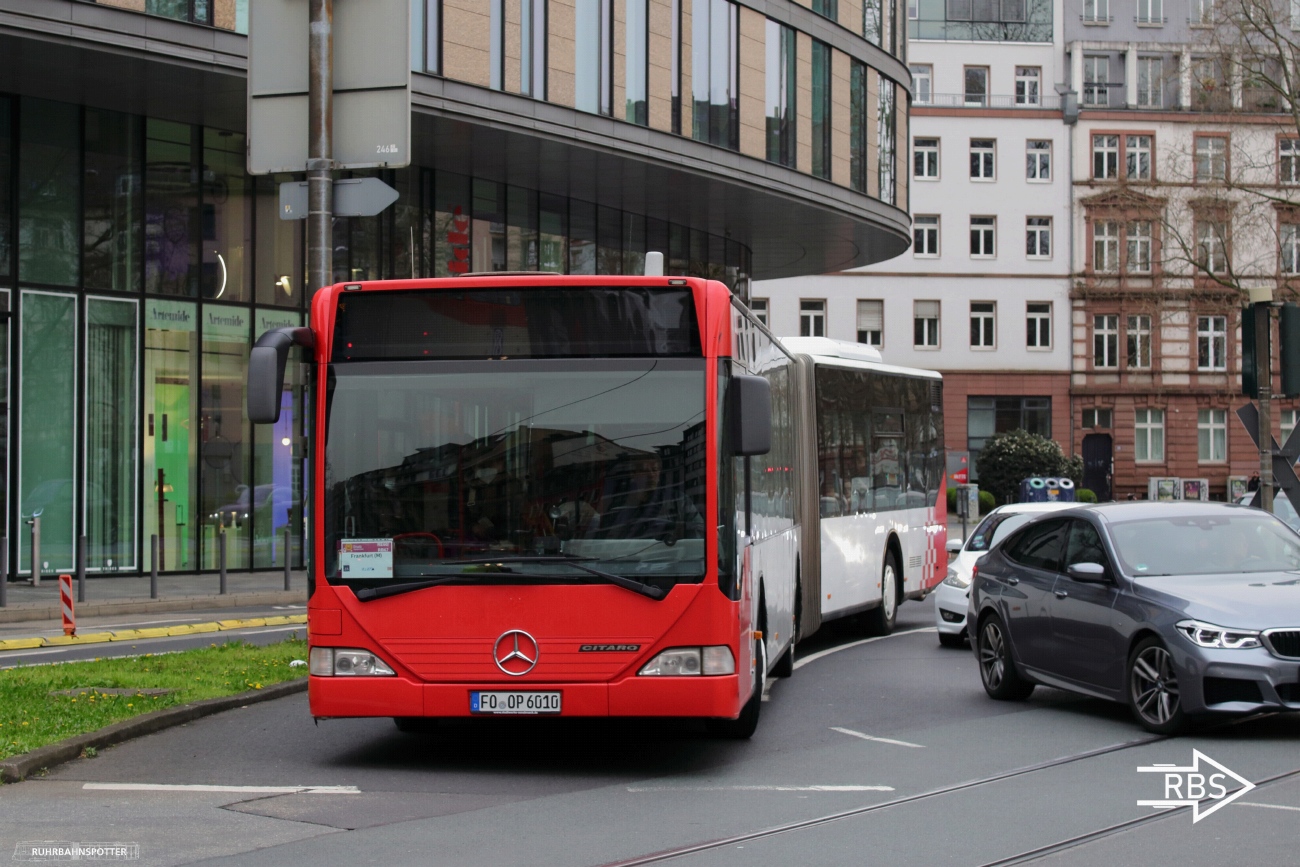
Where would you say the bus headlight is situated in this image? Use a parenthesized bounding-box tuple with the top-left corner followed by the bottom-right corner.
(309, 647, 396, 676)
(639, 646, 735, 676)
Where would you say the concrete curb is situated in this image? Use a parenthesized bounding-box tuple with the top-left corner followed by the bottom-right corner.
(0, 678, 308, 784)
(0, 590, 307, 624)
(0, 616, 307, 651)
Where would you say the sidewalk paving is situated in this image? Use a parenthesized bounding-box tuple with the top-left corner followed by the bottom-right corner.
(0, 570, 307, 624)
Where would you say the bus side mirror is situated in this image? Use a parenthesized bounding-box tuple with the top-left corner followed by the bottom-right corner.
(248, 327, 315, 424)
(730, 374, 771, 456)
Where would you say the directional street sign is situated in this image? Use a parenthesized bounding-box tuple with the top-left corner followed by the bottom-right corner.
(279, 178, 401, 219)
(1235, 402, 1300, 513)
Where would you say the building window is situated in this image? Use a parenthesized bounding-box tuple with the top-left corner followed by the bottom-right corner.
(692, 0, 739, 150)
(1093, 134, 1119, 179)
(750, 297, 769, 326)
(765, 20, 796, 167)
(878, 76, 897, 205)
(522, 0, 549, 100)
(1082, 0, 1109, 22)
(671, 0, 682, 133)
(970, 301, 996, 348)
(914, 137, 939, 180)
(1026, 217, 1051, 258)
(970, 216, 996, 257)
(911, 64, 933, 104)
(1127, 221, 1153, 273)
(575, 0, 613, 114)
(1197, 315, 1228, 370)
(1283, 223, 1300, 274)
(1192, 0, 1214, 25)
(1135, 408, 1165, 462)
(491, 0, 506, 89)
(850, 61, 868, 191)
(1082, 408, 1113, 428)
(914, 300, 940, 347)
(857, 300, 883, 347)
(970, 138, 995, 180)
(1094, 221, 1119, 272)
(1126, 135, 1153, 180)
(1281, 138, 1300, 184)
(800, 299, 826, 337)
(813, 0, 838, 19)
(1015, 67, 1041, 105)
(1127, 314, 1152, 368)
(967, 397, 1052, 479)
(914, 215, 939, 256)
(811, 40, 831, 179)
(864, 0, 883, 44)
(624, 0, 646, 122)
(964, 66, 989, 106)
(1026, 140, 1051, 181)
(1136, 0, 1163, 23)
(1094, 314, 1119, 368)
(1083, 56, 1109, 106)
(1196, 220, 1228, 273)
(1198, 409, 1228, 462)
(1195, 135, 1227, 182)
(909, 0, 919, 18)
(1283, 408, 1298, 443)
(1138, 57, 1163, 106)
(1026, 302, 1051, 349)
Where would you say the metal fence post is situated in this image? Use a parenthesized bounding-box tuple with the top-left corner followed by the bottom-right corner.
(0, 538, 7, 608)
(219, 529, 228, 595)
(27, 515, 41, 587)
(284, 526, 292, 590)
(77, 535, 87, 603)
(150, 534, 159, 600)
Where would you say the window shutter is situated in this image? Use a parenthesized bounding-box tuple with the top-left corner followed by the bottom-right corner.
(857, 301, 883, 332)
(915, 300, 939, 318)
(947, 0, 972, 19)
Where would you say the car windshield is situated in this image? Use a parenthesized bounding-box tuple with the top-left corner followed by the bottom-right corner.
(323, 358, 708, 589)
(966, 512, 1035, 552)
(1108, 512, 1300, 576)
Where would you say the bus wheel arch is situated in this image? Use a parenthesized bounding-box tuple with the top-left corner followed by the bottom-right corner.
(770, 565, 797, 678)
(864, 539, 901, 636)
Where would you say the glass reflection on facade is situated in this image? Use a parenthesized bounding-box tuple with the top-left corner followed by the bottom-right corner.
(144, 299, 199, 572)
(200, 305, 251, 569)
(86, 297, 138, 570)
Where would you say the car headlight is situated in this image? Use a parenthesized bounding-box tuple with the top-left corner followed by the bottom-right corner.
(638, 646, 735, 676)
(1175, 620, 1261, 650)
(942, 566, 971, 589)
(308, 647, 397, 676)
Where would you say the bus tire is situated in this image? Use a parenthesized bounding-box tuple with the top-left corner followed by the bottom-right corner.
(863, 550, 900, 636)
(393, 717, 434, 733)
(707, 636, 764, 739)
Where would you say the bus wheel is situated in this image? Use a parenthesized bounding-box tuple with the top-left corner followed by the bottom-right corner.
(707, 637, 764, 739)
(863, 551, 899, 636)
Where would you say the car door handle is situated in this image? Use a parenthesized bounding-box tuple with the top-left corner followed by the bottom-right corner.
(1054, 589, 1069, 598)
(1005, 577, 1019, 585)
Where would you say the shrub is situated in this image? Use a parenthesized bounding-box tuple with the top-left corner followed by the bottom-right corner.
(979, 490, 996, 514)
(1077, 488, 1098, 504)
(947, 486, 958, 510)
(975, 430, 1080, 506)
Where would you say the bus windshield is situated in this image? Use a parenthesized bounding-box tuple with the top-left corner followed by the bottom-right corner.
(323, 358, 708, 589)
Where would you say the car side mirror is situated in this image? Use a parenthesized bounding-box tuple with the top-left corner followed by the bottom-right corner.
(946, 538, 963, 555)
(1067, 562, 1108, 583)
(729, 374, 771, 457)
(248, 327, 315, 424)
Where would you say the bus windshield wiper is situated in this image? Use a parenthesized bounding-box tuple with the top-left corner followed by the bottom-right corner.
(352, 555, 665, 601)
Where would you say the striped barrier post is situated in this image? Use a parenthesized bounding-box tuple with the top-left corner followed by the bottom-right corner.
(59, 573, 75, 636)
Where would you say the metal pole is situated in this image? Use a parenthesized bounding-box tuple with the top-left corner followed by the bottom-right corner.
(28, 515, 41, 587)
(77, 535, 86, 603)
(284, 526, 292, 590)
(1259, 302, 1275, 513)
(150, 534, 159, 600)
(219, 529, 228, 595)
(308, 0, 334, 297)
(0, 538, 7, 608)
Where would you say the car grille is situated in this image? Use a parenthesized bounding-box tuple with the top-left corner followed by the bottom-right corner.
(1203, 677, 1264, 705)
(1262, 629, 1300, 659)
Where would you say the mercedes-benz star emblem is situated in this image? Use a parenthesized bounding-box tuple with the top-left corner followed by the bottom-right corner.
(493, 630, 539, 676)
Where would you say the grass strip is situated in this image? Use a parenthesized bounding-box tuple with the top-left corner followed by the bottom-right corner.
(0, 636, 308, 762)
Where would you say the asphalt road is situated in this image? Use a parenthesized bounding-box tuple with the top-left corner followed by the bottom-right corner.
(3, 604, 1297, 867)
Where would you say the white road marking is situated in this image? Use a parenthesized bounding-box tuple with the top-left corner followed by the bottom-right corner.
(83, 783, 359, 795)
(627, 785, 894, 793)
(830, 727, 925, 749)
(1237, 801, 1300, 813)
(793, 627, 937, 670)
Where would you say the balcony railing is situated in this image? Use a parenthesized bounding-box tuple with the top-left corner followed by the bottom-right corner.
(915, 92, 1062, 109)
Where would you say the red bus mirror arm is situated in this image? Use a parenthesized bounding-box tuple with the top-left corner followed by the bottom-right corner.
(248, 327, 315, 424)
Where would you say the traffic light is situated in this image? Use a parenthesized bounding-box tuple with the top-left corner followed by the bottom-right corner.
(1282, 303, 1300, 397)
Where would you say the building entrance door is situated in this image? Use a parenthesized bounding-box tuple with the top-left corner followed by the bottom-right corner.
(1082, 433, 1112, 502)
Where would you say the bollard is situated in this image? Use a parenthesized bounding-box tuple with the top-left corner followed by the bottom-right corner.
(150, 535, 159, 600)
(27, 514, 41, 587)
(219, 529, 228, 595)
(0, 538, 7, 608)
(59, 573, 76, 636)
(77, 535, 87, 603)
(284, 527, 292, 590)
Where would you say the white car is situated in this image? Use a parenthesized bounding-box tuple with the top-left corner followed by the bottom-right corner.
(935, 501, 1078, 647)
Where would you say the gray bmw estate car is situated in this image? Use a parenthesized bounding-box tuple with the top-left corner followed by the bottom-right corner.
(968, 501, 1300, 733)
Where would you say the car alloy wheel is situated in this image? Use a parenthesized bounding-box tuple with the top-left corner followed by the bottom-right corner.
(977, 614, 1034, 701)
(1128, 638, 1185, 734)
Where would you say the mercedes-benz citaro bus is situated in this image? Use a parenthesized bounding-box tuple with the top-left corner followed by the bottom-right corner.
(248, 265, 945, 738)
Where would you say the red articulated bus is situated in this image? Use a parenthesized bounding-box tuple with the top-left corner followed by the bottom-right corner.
(248, 273, 946, 738)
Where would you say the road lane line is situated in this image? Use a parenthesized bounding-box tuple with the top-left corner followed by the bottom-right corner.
(82, 783, 359, 795)
(626, 785, 894, 793)
(830, 727, 925, 748)
(1237, 801, 1300, 812)
(793, 627, 937, 670)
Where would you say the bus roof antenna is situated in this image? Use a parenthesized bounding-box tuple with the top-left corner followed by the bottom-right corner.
(644, 251, 665, 277)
